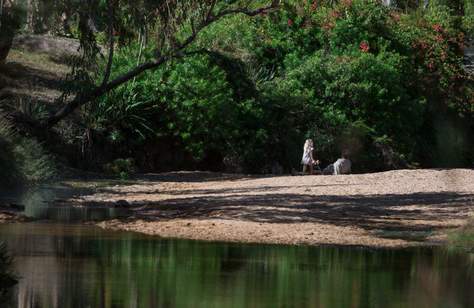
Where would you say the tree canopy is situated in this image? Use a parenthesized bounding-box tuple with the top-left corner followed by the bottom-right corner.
(1, 0, 473, 177)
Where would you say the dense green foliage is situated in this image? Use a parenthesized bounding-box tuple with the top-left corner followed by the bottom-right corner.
(2, 1, 473, 174)
(0, 117, 56, 186)
(89, 0, 473, 173)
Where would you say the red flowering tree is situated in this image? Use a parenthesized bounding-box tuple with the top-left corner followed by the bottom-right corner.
(359, 41, 370, 52)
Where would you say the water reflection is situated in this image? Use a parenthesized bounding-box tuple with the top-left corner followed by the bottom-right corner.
(0, 242, 16, 306)
(0, 223, 473, 308)
(0, 185, 128, 222)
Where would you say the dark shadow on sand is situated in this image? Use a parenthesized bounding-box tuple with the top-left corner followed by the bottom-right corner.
(115, 190, 474, 242)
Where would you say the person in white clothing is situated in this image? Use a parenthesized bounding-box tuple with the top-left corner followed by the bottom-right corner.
(301, 139, 319, 175)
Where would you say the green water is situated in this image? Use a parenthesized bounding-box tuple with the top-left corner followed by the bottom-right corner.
(0, 223, 473, 308)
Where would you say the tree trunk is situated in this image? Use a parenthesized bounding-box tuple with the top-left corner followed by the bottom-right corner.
(0, 1, 15, 64)
(26, 0, 40, 33)
(26, 0, 34, 32)
(0, 30, 13, 64)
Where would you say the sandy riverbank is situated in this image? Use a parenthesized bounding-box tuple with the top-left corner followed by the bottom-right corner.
(55, 168, 472, 248)
(0, 211, 27, 223)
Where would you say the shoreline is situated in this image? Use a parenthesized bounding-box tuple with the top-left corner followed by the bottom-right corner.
(0, 212, 28, 224)
(3, 169, 474, 248)
(96, 217, 447, 248)
(80, 169, 474, 248)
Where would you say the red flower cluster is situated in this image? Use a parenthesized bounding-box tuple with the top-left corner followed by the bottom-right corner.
(359, 41, 370, 52)
(288, 19, 294, 27)
(432, 24, 443, 33)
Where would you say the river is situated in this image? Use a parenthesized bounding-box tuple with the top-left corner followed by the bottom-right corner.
(0, 185, 473, 308)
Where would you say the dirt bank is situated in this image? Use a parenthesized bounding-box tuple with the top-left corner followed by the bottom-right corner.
(70, 169, 474, 247)
(0, 206, 27, 223)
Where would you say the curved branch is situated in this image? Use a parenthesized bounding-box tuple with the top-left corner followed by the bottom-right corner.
(45, 57, 167, 127)
(44, 1, 280, 128)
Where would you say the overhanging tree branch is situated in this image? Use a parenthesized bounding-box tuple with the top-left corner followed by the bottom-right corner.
(43, 1, 279, 128)
(46, 57, 167, 127)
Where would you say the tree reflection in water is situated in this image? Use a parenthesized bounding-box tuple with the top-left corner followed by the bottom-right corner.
(0, 242, 17, 306)
(0, 223, 473, 308)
